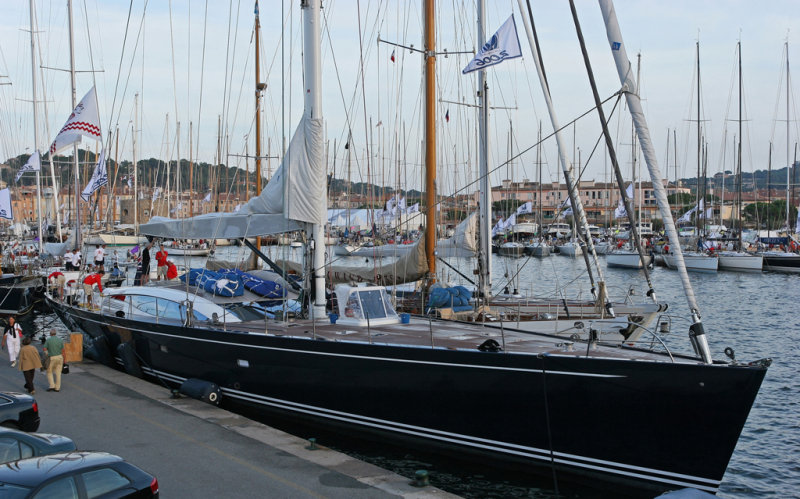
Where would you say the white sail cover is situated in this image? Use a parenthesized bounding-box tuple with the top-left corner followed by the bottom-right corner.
(436, 212, 479, 257)
(140, 116, 324, 238)
(278, 233, 429, 286)
(49, 87, 102, 155)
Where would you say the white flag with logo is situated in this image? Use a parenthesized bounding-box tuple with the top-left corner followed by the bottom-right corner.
(49, 86, 102, 155)
(151, 187, 162, 202)
(0, 188, 12, 220)
(15, 150, 41, 182)
(406, 203, 419, 214)
(492, 217, 504, 237)
(81, 149, 108, 201)
(202, 191, 212, 203)
(515, 201, 532, 215)
(171, 202, 184, 214)
(503, 213, 516, 229)
(462, 15, 522, 74)
(614, 183, 634, 219)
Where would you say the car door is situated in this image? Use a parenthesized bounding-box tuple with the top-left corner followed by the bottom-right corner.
(31, 476, 80, 499)
(79, 466, 137, 499)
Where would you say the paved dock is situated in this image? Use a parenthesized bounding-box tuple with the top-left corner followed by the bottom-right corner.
(0, 357, 458, 499)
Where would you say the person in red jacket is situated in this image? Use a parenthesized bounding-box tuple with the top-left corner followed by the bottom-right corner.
(83, 270, 104, 308)
(48, 271, 66, 300)
(155, 245, 169, 281)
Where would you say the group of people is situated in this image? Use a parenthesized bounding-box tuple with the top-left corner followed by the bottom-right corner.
(1, 317, 64, 394)
(137, 242, 174, 285)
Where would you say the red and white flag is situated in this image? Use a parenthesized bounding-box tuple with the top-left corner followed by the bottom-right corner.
(445, 109, 450, 122)
(49, 86, 102, 155)
(390, 49, 395, 63)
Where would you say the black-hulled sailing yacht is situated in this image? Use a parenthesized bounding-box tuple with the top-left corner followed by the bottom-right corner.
(47, 0, 769, 494)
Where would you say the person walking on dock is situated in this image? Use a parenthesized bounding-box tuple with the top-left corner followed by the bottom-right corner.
(82, 271, 104, 309)
(2, 317, 22, 367)
(18, 336, 41, 394)
(44, 329, 64, 392)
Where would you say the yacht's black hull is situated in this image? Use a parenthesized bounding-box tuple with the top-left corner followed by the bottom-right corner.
(762, 254, 800, 273)
(0, 276, 44, 315)
(50, 298, 766, 494)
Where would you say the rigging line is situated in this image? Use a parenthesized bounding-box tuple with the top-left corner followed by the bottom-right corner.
(105, 0, 136, 142)
(442, 92, 622, 208)
(167, 0, 179, 126)
(220, 0, 235, 132)
(224, 0, 243, 137)
(194, 0, 209, 175)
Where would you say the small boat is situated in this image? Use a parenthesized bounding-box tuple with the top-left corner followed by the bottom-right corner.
(497, 241, 524, 257)
(168, 246, 211, 257)
(760, 251, 800, 273)
(717, 251, 763, 272)
(524, 241, 551, 257)
(607, 250, 652, 269)
(663, 252, 718, 272)
(556, 241, 583, 257)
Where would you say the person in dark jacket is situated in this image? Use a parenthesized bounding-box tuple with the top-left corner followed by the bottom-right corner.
(18, 336, 42, 394)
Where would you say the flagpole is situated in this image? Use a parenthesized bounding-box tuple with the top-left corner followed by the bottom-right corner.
(28, 0, 44, 253)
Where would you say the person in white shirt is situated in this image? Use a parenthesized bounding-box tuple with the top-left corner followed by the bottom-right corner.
(64, 249, 75, 271)
(72, 249, 82, 271)
(94, 244, 106, 271)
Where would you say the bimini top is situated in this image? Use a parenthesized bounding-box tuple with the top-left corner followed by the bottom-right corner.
(334, 284, 400, 327)
(101, 286, 242, 324)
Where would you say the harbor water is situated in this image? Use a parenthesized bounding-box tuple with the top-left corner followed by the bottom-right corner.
(27, 246, 799, 498)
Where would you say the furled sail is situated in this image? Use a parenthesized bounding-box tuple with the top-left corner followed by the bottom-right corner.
(140, 116, 324, 239)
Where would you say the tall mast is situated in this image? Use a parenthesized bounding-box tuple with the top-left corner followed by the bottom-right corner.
(176, 121, 181, 216)
(599, 0, 712, 364)
(786, 42, 791, 231)
(737, 41, 743, 249)
(635, 53, 642, 230)
(255, 2, 263, 248)
(112, 127, 118, 229)
(28, 0, 43, 253)
(68, 0, 81, 247)
(424, 0, 437, 280)
(476, 0, 491, 299)
(696, 40, 702, 237)
(537, 122, 542, 236)
(302, 0, 326, 318)
(189, 122, 194, 216)
(133, 93, 139, 234)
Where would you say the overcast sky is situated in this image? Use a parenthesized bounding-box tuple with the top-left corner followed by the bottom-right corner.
(1, 0, 799, 193)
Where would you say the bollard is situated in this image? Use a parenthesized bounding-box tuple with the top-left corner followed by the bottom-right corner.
(306, 437, 318, 450)
(411, 469, 429, 487)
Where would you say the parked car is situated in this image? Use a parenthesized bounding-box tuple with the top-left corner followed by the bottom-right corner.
(0, 451, 159, 498)
(0, 427, 76, 464)
(0, 392, 40, 432)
